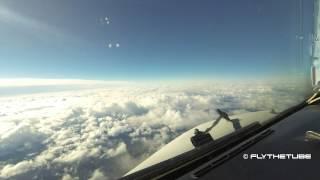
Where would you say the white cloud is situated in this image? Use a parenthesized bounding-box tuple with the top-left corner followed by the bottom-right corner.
(62, 174, 78, 180)
(0, 124, 46, 158)
(89, 169, 108, 180)
(0, 159, 42, 178)
(0, 82, 307, 179)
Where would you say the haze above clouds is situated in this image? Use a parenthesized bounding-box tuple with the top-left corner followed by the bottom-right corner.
(0, 81, 306, 179)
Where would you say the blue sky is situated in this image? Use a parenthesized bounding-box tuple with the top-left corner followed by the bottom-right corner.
(0, 0, 314, 81)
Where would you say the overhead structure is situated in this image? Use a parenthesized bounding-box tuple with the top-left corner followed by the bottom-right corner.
(312, 0, 320, 86)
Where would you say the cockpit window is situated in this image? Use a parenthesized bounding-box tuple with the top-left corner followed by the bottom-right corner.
(0, 0, 314, 179)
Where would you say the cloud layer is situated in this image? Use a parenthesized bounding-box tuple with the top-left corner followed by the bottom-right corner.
(0, 82, 307, 179)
